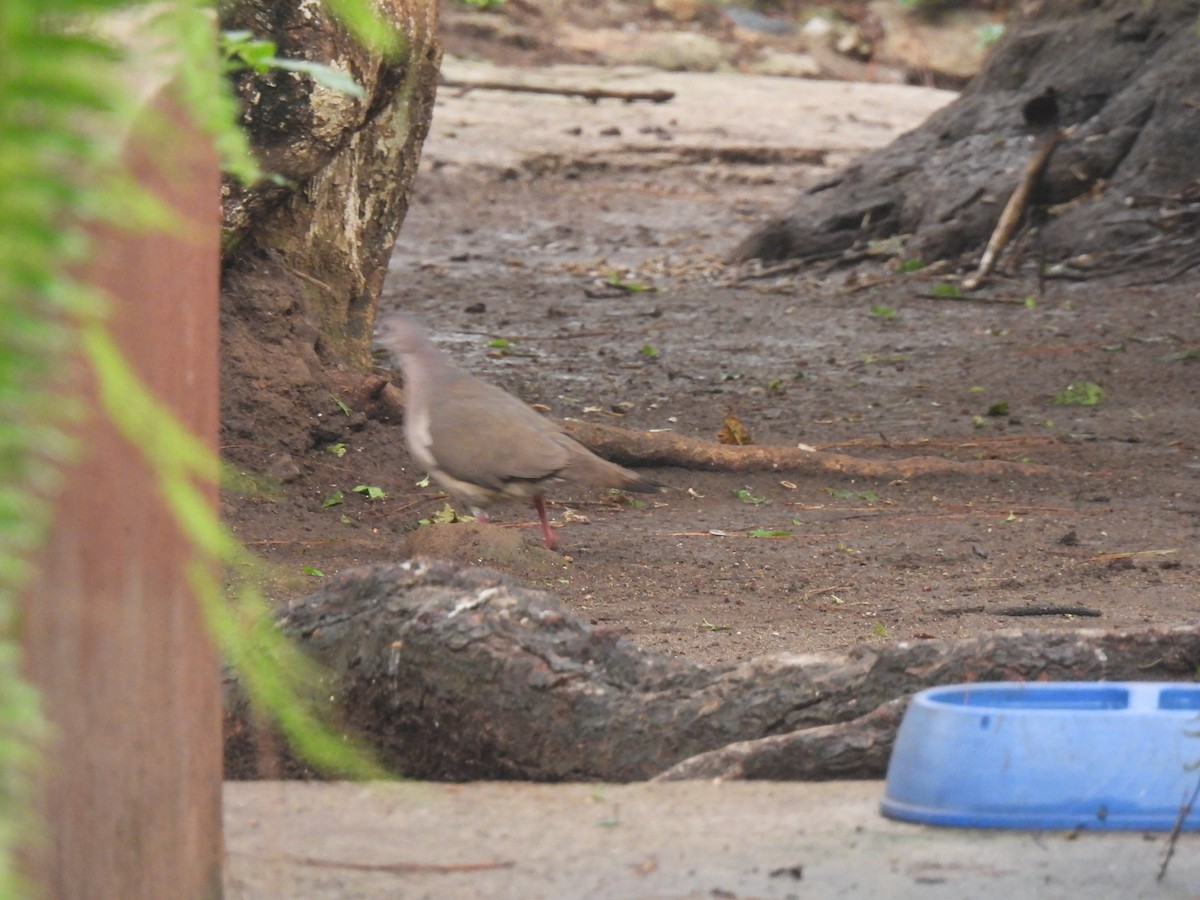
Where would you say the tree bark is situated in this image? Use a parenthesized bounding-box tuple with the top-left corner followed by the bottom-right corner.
(224, 560, 1200, 782)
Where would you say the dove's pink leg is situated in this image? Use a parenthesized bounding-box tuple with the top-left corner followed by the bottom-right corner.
(534, 497, 558, 550)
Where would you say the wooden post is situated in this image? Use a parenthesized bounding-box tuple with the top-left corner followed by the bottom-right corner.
(20, 85, 223, 897)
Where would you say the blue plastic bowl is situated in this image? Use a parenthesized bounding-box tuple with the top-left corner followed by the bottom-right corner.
(881, 681, 1200, 831)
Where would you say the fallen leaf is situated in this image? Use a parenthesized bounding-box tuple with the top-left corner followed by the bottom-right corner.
(718, 409, 752, 445)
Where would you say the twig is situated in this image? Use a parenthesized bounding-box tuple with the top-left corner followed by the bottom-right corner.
(997, 605, 1101, 618)
(440, 77, 674, 105)
(1158, 774, 1200, 881)
(1087, 549, 1179, 563)
(802, 585, 852, 602)
(280, 264, 336, 295)
(232, 850, 515, 875)
(963, 131, 1062, 291)
(727, 250, 845, 283)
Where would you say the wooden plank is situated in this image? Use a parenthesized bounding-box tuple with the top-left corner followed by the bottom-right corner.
(20, 84, 223, 899)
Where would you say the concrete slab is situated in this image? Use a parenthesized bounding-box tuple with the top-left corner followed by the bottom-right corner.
(428, 57, 955, 176)
(224, 780, 1200, 899)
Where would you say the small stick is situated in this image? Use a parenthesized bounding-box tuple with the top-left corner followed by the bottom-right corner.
(232, 851, 515, 875)
(1087, 548, 1179, 563)
(963, 131, 1062, 291)
(440, 78, 674, 105)
(996, 605, 1101, 618)
(1158, 775, 1200, 881)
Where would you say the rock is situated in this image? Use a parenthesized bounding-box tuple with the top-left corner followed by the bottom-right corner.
(869, 0, 994, 84)
(653, 0, 700, 24)
(750, 50, 822, 79)
(559, 26, 729, 72)
(265, 453, 302, 483)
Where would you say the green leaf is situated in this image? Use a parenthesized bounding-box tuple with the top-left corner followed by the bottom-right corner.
(606, 271, 655, 292)
(327, 442, 347, 457)
(986, 401, 1009, 417)
(266, 58, 365, 96)
(353, 484, 387, 500)
(332, 395, 351, 416)
(748, 529, 792, 538)
(898, 258, 925, 273)
(1164, 349, 1200, 362)
(430, 502, 470, 524)
(323, 491, 344, 507)
(869, 305, 897, 319)
(640, 345, 659, 358)
(930, 283, 963, 299)
(1053, 381, 1105, 406)
(734, 488, 768, 505)
(303, 566, 325, 577)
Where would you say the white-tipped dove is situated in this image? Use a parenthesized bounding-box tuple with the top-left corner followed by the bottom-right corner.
(386, 315, 662, 549)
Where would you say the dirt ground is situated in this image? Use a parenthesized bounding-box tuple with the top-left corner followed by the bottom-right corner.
(222, 12, 1200, 671)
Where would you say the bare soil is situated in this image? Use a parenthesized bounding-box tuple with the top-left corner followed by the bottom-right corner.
(222, 15, 1200, 671)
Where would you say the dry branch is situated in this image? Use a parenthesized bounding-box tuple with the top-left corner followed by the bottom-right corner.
(963, 131, 1062, 291)
(440, 77, 674, 104)
(562, 420, 1063, 480)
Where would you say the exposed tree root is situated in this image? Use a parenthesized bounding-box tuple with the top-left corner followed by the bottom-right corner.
(224, 560, 1200, 782)
(562, 420, 1064, 480)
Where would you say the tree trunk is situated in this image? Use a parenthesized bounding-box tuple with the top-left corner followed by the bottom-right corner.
(224, 560, 1200, 782)
(219, 0, 441, 454)
(733, 0, 1200, 270)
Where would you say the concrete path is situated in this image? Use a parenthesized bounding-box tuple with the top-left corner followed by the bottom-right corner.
(427, 57, 954, 177)
(224, 780, 1200, 899)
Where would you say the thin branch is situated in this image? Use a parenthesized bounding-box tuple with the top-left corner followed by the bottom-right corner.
(440, 77, 674, 104)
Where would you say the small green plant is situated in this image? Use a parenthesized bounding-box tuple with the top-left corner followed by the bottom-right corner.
(332, 395, 352, 416)
(825, 487, 878, 502)
(322, 491, 344, 507)
(303, 566, 325, 577)
(986, 401, 1010, 417)
(353, 484, 386, 500)
(872, 621, 888, 639)
(870, 304, 898, 319)
(640, 345, 659, 358)
(748, 528, 792, 538)
(898, 258, 925, 273)
(488, 337, 511, 349)
(931, 282, 963, 299)
(327, 442, 347, 457)
(1054, 381, 1106, 406)
(979, 22, 1005, 46)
